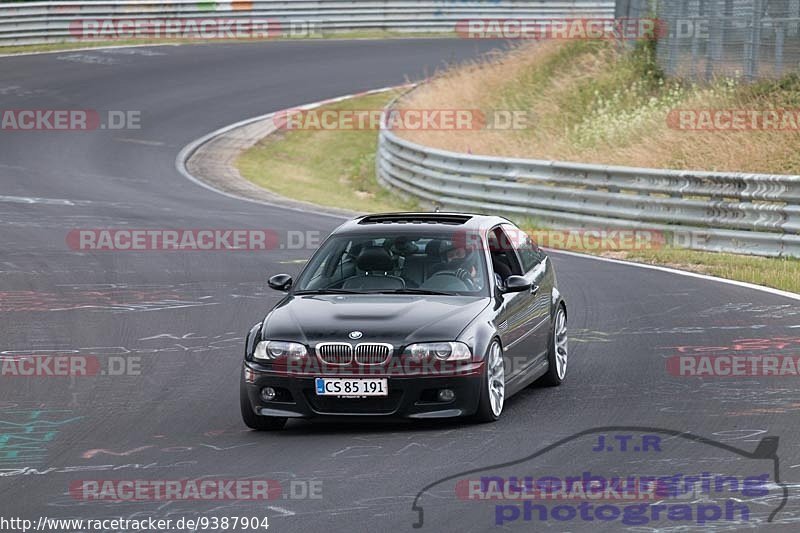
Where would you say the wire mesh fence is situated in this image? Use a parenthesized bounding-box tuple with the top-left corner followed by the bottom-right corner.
(623, 0, 800, 80)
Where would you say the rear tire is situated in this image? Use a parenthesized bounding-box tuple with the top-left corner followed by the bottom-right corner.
(473, 340, 505, 423)
(240, 379, 287, 431)
(539, 303, 568, 387)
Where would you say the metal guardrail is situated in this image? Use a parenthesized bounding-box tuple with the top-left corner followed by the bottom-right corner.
(377, 106, 800, 257)
(0, 1, 615, 46)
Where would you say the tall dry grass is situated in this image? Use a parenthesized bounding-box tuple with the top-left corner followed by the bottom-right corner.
(396, 40, 800, 174)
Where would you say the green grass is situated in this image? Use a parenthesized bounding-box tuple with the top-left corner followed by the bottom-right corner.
(624, 247, 800, 294)
(236, 92, 415, 213)
(0, 31, 456, 56)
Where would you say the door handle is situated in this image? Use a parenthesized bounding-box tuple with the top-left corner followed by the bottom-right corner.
(530, 284, 540, 295)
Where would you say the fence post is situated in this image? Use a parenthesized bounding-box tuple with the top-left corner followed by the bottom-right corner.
(745, 0, 763, 80)
(615, 0, 632, 19)
(691, 0, 705, 79)
(776, 20, 785, 77)
(705, 0, 722, 80)
(667, 0, 689, 76)
(791, 0, 800, 37)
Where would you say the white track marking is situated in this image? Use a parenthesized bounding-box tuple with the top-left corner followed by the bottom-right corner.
(0, 194, 76, 206)
(267, 505, 295, 517)
(0, 43, 181, 59)
(175, 85, 411, 219)
(548, 248, 800, 302)
(114, 137, 165, 146)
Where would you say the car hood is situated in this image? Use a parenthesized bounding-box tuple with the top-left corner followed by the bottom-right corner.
(261, 294, 491, 347)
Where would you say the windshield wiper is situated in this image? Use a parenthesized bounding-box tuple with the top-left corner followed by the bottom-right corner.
(377, 288, 458, 296)
(294, 288, 460, 296)
(293, 289, 364, 295)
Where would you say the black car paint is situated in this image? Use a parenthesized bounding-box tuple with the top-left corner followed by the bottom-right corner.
(261, 294, 490, 347)
(242, 214, 566, 419)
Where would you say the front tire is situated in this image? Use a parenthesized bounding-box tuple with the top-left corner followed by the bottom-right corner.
(240, 379, 287, 431)
(540, 303, 568, 387)
(474, 340, 505, 423)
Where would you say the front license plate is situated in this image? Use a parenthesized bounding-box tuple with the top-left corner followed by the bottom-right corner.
(314, 378, 388, 397)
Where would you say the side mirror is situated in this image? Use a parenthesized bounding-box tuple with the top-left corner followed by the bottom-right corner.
(268, 274, 293, 292)
(503, 275, 531, 294)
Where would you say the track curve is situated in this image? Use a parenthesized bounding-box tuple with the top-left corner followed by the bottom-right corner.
(1, 39, 799, 531)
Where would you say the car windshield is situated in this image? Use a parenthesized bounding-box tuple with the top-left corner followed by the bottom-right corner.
(293, 231, 489, 296)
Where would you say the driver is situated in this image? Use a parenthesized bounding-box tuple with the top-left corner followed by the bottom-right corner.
(440, 242, 483, 290)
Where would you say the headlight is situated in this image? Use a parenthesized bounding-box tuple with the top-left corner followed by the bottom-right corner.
(403, 342, 471, 362)
(254, 340, 307, 361)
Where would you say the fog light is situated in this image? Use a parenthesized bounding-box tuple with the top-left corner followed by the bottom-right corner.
(260, 387, 277, 402)
(438, 389, 455, 402)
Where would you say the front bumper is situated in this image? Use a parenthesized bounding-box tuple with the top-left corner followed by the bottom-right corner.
(242, 361, 483, 419)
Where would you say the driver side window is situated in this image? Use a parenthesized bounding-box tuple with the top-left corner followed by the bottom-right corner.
(503, 224, 543, 273)
(489, 227, 522, 285)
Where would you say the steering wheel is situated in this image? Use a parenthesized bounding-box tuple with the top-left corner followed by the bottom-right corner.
(427, 270, 476, 291)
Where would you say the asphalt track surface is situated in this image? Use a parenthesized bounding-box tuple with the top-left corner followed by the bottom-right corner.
(1, 39, 800, 532)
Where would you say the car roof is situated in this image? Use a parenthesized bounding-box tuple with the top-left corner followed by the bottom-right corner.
(333, 212, 514, 235)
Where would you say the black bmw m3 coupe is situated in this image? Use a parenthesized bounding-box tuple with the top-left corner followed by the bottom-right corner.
(240, 213, 568, 429)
